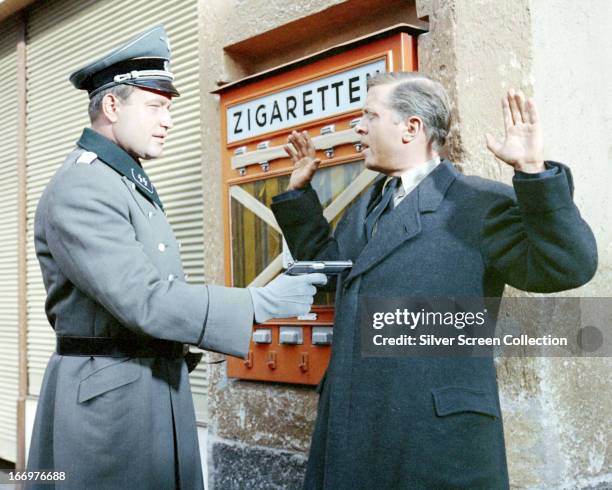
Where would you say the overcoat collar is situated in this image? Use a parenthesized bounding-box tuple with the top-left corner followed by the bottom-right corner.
(418, 159, 459, 213)
(345, 160, 458, 285)
(77, 127, 164, 210)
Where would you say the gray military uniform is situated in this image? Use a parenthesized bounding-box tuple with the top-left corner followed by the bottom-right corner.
(26, 127, 253, 489)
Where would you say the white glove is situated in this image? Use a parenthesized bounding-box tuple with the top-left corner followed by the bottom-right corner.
(248, 273, 327, 323)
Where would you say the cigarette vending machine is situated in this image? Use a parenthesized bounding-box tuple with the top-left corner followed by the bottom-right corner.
(214, 25, 424, 385)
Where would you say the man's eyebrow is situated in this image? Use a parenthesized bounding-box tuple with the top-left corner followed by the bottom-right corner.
(153, 96, 172, 107)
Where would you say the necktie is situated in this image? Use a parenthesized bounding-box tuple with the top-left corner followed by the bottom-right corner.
(365, 177, 401, 239)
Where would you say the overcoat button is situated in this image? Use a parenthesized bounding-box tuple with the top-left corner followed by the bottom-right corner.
(158, 243, 166, 252)
(168, 274, 175, 282)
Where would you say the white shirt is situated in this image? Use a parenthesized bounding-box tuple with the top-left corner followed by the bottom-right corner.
(381, 157, 441, 209)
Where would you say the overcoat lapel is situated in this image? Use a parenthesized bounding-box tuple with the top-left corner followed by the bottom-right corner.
(345, 187, 421, 284)
(344, 160, 458, 285)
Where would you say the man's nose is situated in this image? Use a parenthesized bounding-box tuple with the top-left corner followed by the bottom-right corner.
(355, 121, 367, 135)
(161, 108, 173, 129)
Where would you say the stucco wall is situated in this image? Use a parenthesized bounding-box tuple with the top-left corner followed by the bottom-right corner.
(417, 0, 610, 488)
(529, 0, 611, 487)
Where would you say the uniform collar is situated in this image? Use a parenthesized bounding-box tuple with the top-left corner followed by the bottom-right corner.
(77, 127, 163, 210)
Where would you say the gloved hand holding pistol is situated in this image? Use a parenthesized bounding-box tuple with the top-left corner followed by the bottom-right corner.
(185, 273, 327, 372)
(248, 272, 328, 323)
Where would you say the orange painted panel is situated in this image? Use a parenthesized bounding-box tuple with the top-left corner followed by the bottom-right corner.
(216, 27, 421, 385)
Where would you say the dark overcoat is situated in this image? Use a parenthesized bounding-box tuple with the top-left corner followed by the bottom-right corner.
(271, 160, 597, 489)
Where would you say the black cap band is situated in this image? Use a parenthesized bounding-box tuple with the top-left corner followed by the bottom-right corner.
(85, 58, 179, 98)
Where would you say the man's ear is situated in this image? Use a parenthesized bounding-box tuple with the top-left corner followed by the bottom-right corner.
(402, 116, 422, 143)
(101, 93, 120, 123)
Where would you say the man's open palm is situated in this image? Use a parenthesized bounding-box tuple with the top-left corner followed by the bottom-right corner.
(284, 130, 321, 190)
(486, 89, 545, 173)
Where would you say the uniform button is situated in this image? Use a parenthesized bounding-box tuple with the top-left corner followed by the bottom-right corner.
(168, 274, 175, 282)
(131, 183, 136, 190)
(158, 243, 166, 252)
(178, 241, 182, 249)
(148, 211, 155, 219)
(184, 273, 189, 280)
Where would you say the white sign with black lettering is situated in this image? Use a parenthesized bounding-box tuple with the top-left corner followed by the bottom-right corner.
(227, 59, 386, 143)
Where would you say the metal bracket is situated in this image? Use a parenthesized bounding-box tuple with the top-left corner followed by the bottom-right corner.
(279, 326, 304, 345)
(297, 312, 318, 321)
(312, 327, 333, 346)
(321, 124, 336, 135)
(253, 329, 272, 344)
(230, 128, 360, 170)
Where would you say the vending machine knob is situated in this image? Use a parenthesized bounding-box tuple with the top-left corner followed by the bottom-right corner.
(267, 351, 277, 370)
(243, 351, 253, 369)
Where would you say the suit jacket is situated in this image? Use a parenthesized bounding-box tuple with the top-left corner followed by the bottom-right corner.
(271, 160, 597, 490)
(27, 128, 254, 490)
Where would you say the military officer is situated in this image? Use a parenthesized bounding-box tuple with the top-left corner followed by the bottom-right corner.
(26, 25, 326, 490)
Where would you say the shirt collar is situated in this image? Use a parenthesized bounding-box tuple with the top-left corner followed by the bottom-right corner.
(77, 128, 164, 210)
(382, 156, 442, 196)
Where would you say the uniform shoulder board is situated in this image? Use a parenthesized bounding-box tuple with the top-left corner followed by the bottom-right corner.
(76, 151, 98, 165)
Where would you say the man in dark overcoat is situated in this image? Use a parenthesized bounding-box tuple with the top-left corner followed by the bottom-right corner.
(270, 72, 597, 489)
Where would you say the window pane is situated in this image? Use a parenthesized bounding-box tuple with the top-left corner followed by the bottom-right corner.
(230, 160, 368, 304)
(230, 200, 282, 288)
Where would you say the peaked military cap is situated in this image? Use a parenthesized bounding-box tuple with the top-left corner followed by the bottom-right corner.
(69, 25, 179, 98)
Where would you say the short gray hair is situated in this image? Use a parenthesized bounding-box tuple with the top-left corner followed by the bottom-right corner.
(367, 72, 451, 152)
(88, 84, 135, 123)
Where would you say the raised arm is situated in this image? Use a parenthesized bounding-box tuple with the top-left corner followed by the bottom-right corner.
(272, 130, 343, 261)
(482, 89, 597, 292)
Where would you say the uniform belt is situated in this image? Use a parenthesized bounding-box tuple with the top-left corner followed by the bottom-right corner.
(56, 336, 185, 358)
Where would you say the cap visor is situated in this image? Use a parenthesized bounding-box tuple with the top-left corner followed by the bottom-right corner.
(126, 78, 180, 97)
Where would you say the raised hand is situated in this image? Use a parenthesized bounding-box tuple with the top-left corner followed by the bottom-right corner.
(284, 130, 321, 190)
(485, 89, 545, 173)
